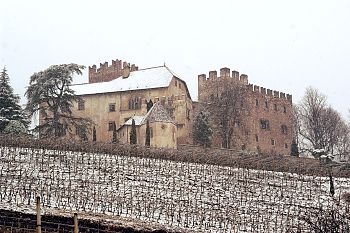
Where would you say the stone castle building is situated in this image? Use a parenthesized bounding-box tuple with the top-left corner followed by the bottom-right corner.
(70, 59, 193, 148)
(198, 68, 293, 155)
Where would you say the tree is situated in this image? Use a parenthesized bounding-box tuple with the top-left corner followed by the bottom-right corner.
(25, 64, 92, 139)
(193, 110, 212, 147)
(146, 100, 153, 112)
(112, 127, 117, 143)
(145, 120, 150, 147)
(92, 126, 97, 142)
(3, 120, 27, 135)
(206, 80, 249, 149)
(296, 87, 349, 156)
(291, 139, 299, 156)
(0, 67, 29, 133)
(130, 118, 137, 144)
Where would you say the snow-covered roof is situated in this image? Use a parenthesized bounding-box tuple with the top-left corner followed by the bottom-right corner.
(72, 66, 177, 96)
(124, 116, 145, 126)
(117, 103, 175, 131)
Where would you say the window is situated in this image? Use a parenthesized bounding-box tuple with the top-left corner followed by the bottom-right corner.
(108, 121, 116, 131)
(179, 83, 182, 89)
(260, 120, 270, 130)
(78, 100, 85, 110)
(255, 99, 259, 107)
(285, 143, 288, 149)
(128, 97, 141, 110)
(265, 100, 268, 109)
(255, 135, 259, 142)
(274, 104, 278, 111)
(175, 80, 177, 86)
(271, 139, 275, 146)
(283, 106, 287, 113)
(241, 144, 246, 150)
(281, 125, 288, 135)
(109, 103, 116, 112)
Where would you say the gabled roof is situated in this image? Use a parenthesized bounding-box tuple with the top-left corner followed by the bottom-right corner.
(71, 65, 189, 97)
(143, 102, 174, 124)
(117, 102, 175, 131)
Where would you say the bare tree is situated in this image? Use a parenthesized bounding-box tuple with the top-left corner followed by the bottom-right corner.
(206, 80, 249, 149)
(296, 87, 350, 157)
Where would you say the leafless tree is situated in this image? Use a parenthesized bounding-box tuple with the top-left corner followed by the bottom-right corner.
(296, 87, 350, 157)
(206, 79, 250, 149)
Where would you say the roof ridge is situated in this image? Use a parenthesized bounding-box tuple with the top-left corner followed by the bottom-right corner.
(136, 65, 165, 72)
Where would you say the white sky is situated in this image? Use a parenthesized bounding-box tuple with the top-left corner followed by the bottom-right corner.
(1, 0, 350, 117)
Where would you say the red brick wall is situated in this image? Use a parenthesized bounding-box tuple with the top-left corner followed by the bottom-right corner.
(198, 67, 293, 155)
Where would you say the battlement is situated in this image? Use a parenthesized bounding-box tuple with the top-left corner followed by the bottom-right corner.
(198, 67, 249, 84)
(252, 85, 292, 103)
(198, 67, 292, 103)
(88, 59, 138, 83)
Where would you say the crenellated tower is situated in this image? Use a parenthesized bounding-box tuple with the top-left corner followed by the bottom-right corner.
(88, 59, 138, 83)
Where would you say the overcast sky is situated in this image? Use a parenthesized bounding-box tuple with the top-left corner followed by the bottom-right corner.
(1, 0, 350, 117)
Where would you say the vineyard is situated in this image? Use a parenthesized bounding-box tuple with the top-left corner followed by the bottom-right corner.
(1, 144, 350, 232)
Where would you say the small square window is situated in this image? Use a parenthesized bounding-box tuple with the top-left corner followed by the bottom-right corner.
(285, 143, 288, 149)
(255, 135, 259, 142)
(78, 100, 85, 110)
(109, 103, 116, 112)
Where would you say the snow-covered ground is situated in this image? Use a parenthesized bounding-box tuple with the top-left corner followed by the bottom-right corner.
(0, 146, 349, 232)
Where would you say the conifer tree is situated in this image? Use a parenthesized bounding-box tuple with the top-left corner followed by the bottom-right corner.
(145, 120, 150, 147)
(130, 118, 137, 144)
(0, 67, 28, 133)
(193, 111, 212, 147)
(25, 64, 92, 139)
(291, 139, 299, 156)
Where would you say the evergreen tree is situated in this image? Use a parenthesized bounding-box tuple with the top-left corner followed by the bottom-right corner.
(25, 64, 92, 139)
(146, 100, 153, 112)
(291, 139, 299, 156)
(145, 120, 150, 147)
(130, 118, 137, 144)
(112, 127, 117, 143)
(0, 67, 28, 133)
(92, 126, 97, 142)
(193, 111, 212, 147)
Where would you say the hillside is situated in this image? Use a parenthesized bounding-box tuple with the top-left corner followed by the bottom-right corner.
(0, 138, 349, 232)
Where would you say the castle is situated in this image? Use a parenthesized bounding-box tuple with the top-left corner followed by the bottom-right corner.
(68, 58, 292, 154)
(198, 68, 293, 155)
(71, 59, 193, 148)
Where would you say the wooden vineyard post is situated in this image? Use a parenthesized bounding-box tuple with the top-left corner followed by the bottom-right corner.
(36, 196, 41, 233)
(74, 213, 79, 233)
